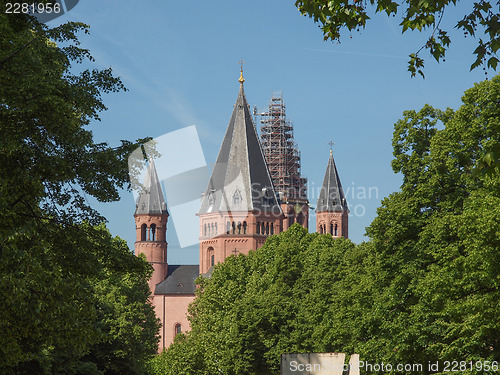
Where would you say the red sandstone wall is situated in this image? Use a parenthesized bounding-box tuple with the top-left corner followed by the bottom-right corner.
(154, 294, 196, 350)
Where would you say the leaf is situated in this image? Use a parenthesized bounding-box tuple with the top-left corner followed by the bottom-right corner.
(487, 56, 499, 70)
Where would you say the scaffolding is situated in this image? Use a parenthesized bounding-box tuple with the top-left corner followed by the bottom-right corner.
(260, 92, 307, 203)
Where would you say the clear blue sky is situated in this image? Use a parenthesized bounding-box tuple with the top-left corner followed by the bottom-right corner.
(53, 1, 490, 265)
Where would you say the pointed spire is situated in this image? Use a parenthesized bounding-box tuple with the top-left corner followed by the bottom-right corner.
(199, 80, 281, 215)
(316, 149, 348, 213)
(135, 158, 168, 215)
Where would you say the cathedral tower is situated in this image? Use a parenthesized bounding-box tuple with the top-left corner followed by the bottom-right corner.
(316, 149, 349, 238)
(134, 158, 169, 292)
(198, 70, 283, 274)
(260, 93, 309, 231)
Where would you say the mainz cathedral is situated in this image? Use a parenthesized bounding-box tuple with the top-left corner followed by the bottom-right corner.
(133, 69, 349, 349)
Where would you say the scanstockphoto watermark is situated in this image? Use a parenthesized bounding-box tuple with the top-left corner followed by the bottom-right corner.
(276, 182, 380, 218)
(4, 1, 79, 23)
(308, 180, 379, 218)
(284, 355, 500, 374)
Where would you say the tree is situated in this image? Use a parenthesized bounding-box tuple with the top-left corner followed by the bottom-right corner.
(0, 6, 157, 373)
(7, 224, 161, 375)
(294, 0, 500, 78)
(76, 225, 160, 375)
(363, 75, 500, 372)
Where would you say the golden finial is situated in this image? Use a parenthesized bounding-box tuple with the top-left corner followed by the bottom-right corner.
(238, 58, 246, 83)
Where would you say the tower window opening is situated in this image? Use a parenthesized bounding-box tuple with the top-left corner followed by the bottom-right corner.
(232, 222, 236, 234)
(237, 221, 242, 234)
(215, 223, 218, 235)
(335, 223, 338, 236)
(175, 323, 182, 336)
(141, 223, 147, 241)
(207, 247, 214, 268)
(150, 224, 156, 241)
(330, 223, 334, 235)
(204, 224, 207, 237)
(257, 222, 260, 234)
(266, 222, 269, 235)
(227, 221, 231, 234)
(270, 223, 274, 235)
(243, 221, 247, 234)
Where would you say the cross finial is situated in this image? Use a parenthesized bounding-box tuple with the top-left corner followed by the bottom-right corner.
(238, 58, 246, 70)
(238, 58, 246, 83)
(328, 140, 335, 155)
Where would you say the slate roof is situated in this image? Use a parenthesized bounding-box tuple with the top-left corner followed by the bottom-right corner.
(316, 151, 348, 212)
(155, 265, 199, 295)
(135, 158, 168, 215)
(199, 81, 282, 216)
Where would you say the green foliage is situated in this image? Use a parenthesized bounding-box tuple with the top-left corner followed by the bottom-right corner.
(149, 225, 359, 375)
(294, 0, 500, 77)
(0, 6, 157, 374)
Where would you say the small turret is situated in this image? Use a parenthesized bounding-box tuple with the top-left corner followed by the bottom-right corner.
(134, 158, 169, 292)
(316, 147, 349, 238)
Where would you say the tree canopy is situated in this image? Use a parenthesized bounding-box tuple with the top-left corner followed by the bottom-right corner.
(294, 0, 500, 78)
(150, 76, 500, 375)
(0, 7, 158, 374)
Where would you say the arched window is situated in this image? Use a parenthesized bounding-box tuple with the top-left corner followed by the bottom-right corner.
(330, 223, 334, 235)
(243, 221, 247, 234)
(266, 222, 269, 235)
(141, 223, 147, 241)
(174, 323, 182, 336)
(150, 224, 156, 241)
(270, 223, 274, 235)
(334, 223, 338, 236)
(237, 221, 242, 234)
(232, 222, 236, 234)
(204, 224, 207, 237)
(211, 223, 214, 236)
(227, 221, 231, 234)
(207, 247, 214, 267)
(261, 222, 265, 235)
(257, 222, 260, 234)
(215, 223, 218, 235)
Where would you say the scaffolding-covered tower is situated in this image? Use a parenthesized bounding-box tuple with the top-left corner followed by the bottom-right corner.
(260, 92, 309, 230)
